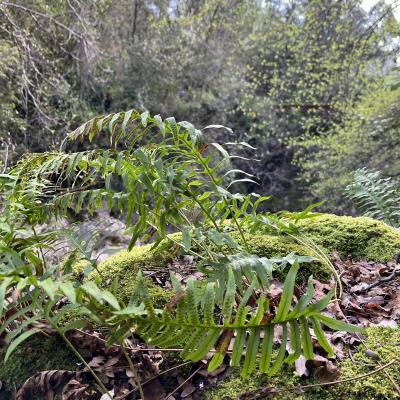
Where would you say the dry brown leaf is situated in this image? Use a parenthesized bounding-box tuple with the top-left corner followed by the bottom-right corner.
(314, 361, 340, 383)
(181, 382, 196, 398)
(61, 379, 99, 400)
(16, 370, 76, 400)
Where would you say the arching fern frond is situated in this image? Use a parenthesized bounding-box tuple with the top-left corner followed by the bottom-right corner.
(345, 168, 400, 228)
(65, 110, 204, 150)
(2, 110, 248, 252)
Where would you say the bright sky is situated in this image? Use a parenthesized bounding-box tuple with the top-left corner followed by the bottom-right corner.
(361, 0, 400, 20)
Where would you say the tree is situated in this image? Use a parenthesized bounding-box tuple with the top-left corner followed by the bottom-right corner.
(236, 0, 397, 209)
(304, 72, 400, 212)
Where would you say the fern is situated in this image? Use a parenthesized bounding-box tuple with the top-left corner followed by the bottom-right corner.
(3, 110, 255, 254)
(0, 109, 362, 385)
(197, 252, 315, 302)
(345, 168, 400, 228)
(107, 262, 361, 379)
(1, 254, 361, 378)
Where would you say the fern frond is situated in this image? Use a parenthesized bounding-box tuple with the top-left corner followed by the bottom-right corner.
(198, 253, 315, 302)
(3, 110, 240, 252)
(345, 168, 400, 228)
(109, 262, 362, 379)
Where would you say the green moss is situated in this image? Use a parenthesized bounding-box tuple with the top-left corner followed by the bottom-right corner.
(298, 214, 400, 262)
(232, 231, 328, 279)
(88, 214, 400, 292)
(203, 327, 400, 400)
(91, 242, 175, 304)
(0, 334, 77, 398)
(328, 327, 400, 399)
(203, 366, 303, 400)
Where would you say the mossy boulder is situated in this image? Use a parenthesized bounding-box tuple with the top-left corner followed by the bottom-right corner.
(89, 214, 400, 292)
(298, 214, 400, 262)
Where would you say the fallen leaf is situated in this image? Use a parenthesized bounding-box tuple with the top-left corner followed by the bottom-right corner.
(295, 355, 308, 377)
(314, 361, 340, 383)
(181, 383, 196, 398)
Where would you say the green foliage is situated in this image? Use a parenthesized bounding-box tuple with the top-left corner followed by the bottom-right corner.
(0, 256, 360, 379)
(6, 109, 256, 254)
(345, 168, 400, 228)
(0, 109, 364, 386)
(106, 263, 360, 380)
(303, 75, 400, 212)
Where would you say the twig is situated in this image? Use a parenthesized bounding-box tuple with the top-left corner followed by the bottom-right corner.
(1, 1, 85, 40)
(298, 358, 399, 390)
(119, 361, 193, 399)
(56, 330, 112, 397)
(163, 364, 203, 400)
(356, 269, 400, 293)
(121, 344, 144, 400)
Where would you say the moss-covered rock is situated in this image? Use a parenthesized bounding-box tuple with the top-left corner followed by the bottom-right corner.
(76, 241, 176, 305)
(86, 214, 400, 291)
(298, 214, 400, 262)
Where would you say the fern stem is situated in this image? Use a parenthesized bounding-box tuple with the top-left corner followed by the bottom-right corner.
(32, 226, 46, 275)
(56, 330, 111, 397)
(231, 214, 251, 253)
(121, 345, 145, 400)
(286, 232, 343, 299)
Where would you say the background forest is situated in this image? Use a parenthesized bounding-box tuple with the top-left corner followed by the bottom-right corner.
(1, 0, 399, 213)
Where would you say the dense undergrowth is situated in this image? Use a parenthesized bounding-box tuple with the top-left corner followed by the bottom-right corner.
(0, 110, 398, 399)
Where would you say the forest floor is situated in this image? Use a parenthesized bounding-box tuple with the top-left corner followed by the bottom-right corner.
(13, 249, 400, 400)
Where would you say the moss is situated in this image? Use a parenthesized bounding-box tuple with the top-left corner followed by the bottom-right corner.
(298, 214, 400, 262)
(92, 243, 175, 305)
(0, 334, 77, 398)
(231, 231, 329, 279)
(85, 214, 400, 293)
(73, 239, 177, 305)
(203, 327, 400, 400)
(327, 327, 400, 399)
(203, 365, 303, 400)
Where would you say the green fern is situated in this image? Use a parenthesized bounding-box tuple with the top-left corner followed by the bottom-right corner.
(3, 109, 254, 254)
(197, 253, 315, 302)
(108, 262, 362, 379)
(0, 109, 362, 385)
(345, 168, 400, 228)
